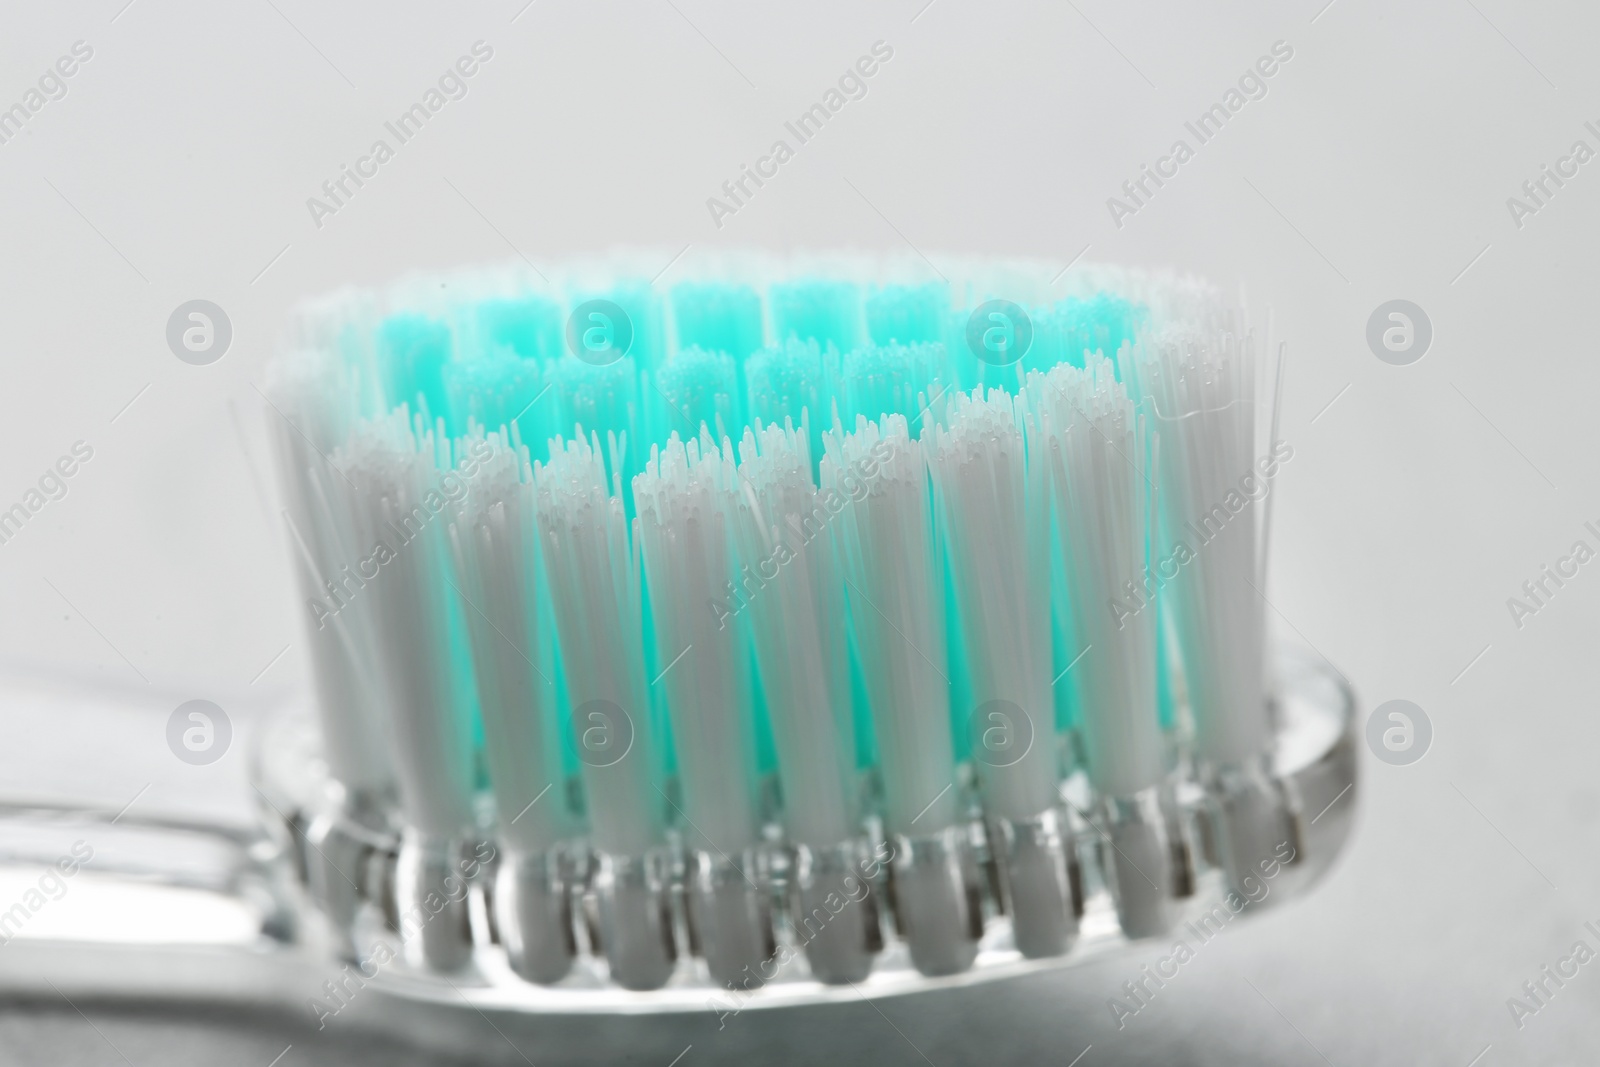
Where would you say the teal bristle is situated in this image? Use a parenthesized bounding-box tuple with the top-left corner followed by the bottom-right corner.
(473, 294, 566, 362)
(1155, 608, 1177, 731)
(585, 282, 667, 373)
(651, 346, 742, 445)
(864, 281, 949, 346)
(839, 340, 948, 426)
(1033, 292, 1148, 374)
(670, 282, 766, 361)
(550, 356, 639, 479)
(770, 279, 863, 353)
(745, 339, 833, 469)
(441, 350, 547, 442)
(1048, 603, 1081, 734)
(376, 314, 453, 421)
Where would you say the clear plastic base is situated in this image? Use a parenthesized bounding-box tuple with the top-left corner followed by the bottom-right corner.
(252, 645, 1357, 1015)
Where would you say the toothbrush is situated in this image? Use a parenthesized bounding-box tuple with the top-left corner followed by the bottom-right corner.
(251, 253, 1339, 1005)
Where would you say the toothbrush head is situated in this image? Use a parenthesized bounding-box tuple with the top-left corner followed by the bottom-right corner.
(257, 252, 1356, 1019)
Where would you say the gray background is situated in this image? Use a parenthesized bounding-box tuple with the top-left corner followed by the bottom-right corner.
(1, 0, 1598, 1063)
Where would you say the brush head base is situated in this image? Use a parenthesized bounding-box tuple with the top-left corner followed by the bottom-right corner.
(495, 848, 577, 984)
(254, 646, 1355, 1010)
(1203, 755, 1299, 896)
(986, 808, 1079, 959)
(887, 826, 984, 977)
(686, 848, 777, 989)
(790, 839, 878, 984)
(1097, 788, 1178, 940)
(590, 849, 678, 991)
(394, 834, 477, 973)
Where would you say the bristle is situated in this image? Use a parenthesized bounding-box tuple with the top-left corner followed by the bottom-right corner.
(670, 282, 766, 361)
(375, 314, 453, 424)
(650, 347, 742, 446)
(550, 354, 640, 487)
(731, 420, 858, 848)
(534, 432, 664, 856)
(823, 414, 956, 836)
(1031, 358, 1164, 797)
(442, 348, 548, 442)
(334, 410, 479, 838)
(632, 433, 763, 853)
(864, 281, 949, 347)
(839, 341, 949, 428)
(744, 338, 832, 466)
(1119, 329, 1269, 769)
(770, 278, 862, 353)
(470, 294, 566, 362)
(927, 386, 1058, 820)
(263, 355, 392, 800)
(447, 429, 569, 852)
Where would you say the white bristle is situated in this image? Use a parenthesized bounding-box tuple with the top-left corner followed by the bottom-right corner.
(1032, 358, 1163, 797)
(263, 357, 393, 800)
(632, 432, 762, 853)
(1120, 331, 1270, 768)
(731, 419, 858, 849)
(926, 387, 1058, 820)
(823, 414, 957, 837)
(534, 431, 663, 857)
(447, 429, 568, 853)
(267, 452, 390, 799)
(334, 410, 478, 838)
